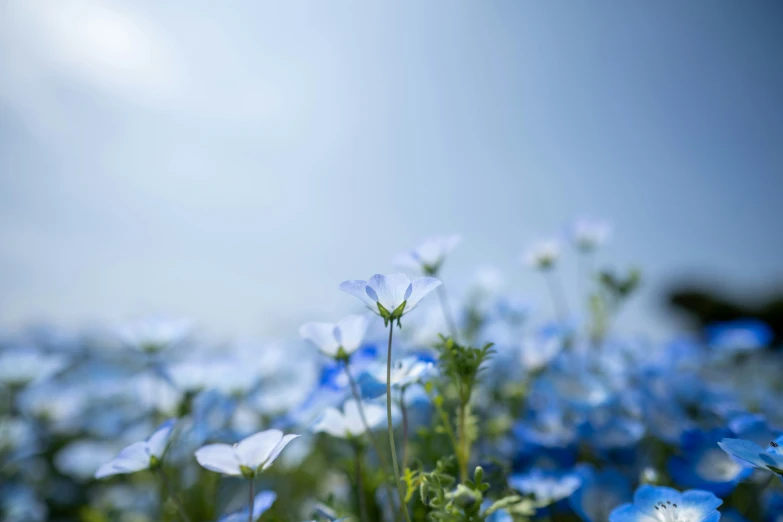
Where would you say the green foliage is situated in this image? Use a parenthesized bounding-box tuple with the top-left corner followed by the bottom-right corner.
(434, 337, 494, 405)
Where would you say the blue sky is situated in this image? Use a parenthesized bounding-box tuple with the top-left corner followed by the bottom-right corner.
(1, 1, 781, 339)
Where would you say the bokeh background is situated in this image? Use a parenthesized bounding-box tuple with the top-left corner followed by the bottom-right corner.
(1, 0, 782, 339)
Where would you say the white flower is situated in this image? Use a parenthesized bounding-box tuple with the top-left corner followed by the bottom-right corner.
(0, 348, 67, 386)
(519, 330, 563, 373)
(393, 234, 462, 275)
(522, 239, 561, 270)
(195, 429, 300, 477)
(299, 314, 371, 359)
(115, 317, 194, 353)
(313, 399, 385, 438)
(339, 273, 442, 324)
(95, 419, 176, 478)
(572, 217, 611, 251)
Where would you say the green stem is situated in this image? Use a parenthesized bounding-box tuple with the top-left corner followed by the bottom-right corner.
(248, 478, 254, 522)
(156, 467, 191, 522)
(426, 387, 461, 475)
(400, 387, 409, 471)
(386, 322, 411, 522)
(354, 443, 369, 522)
(343, 364, 397, 517)
(457, 398, 469, 482)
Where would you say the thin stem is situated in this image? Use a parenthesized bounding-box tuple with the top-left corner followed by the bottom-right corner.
(437, 284, 458, 340)
(400, 387, 409, 472)
(343, 364, 397, 518)
(426, 387, 461, 470)
(156, 467, 191, 522)
(457, 399, 469, 483)
(248, 478, 255, 522)
(354, 443, 369, 522)
(544, 269, 569, 322)
(386, 323, 411, 522)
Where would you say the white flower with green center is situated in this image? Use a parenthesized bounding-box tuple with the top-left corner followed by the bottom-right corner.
(195, 429, 300, 478)
(299, 314, 370, 360)
(312, 399, 385, 439)
(339, 273, 441, 326)
(95, 419, 176, 478)
(393, 234, 462, 275)
(522, 239, 561, 270)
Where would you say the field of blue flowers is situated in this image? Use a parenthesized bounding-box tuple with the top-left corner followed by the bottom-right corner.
(2, 219, 782, 522)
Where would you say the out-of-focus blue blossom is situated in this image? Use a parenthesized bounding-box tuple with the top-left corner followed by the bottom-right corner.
(508, 468, 582, 505)
(392, 234, 461, 275)
(195, 428, 299, 477)
(518, 325, 564, 374)
(300, 314, 371, 359)
(729, 413, 781, 446)
(514, 406, 579, 450)
(312, 399, 385, 438)
(0, 484, 47, 522)
(358, 354, 435, 398)
(55, 440, 120, 481)
(522, 238, 561, 270)
(720, 508, 751, 522)
(582, 413, 646, 454)
(718, 435, 783, 476)
(763, 490, 783, 522)
(95, 419, 176, 478)
(216, 491, 276, 522)
(571, 216, 612, 252)
(609, 485, 721, 522)
(668, 429, 752, 496)
(706, 319, 773, 355)
(339, 273, 442, 321)
(569, 466, 631, 522)
(0, 347, 67, 387)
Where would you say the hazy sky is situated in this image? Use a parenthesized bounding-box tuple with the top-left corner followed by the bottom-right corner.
(1, 1, 782, 340)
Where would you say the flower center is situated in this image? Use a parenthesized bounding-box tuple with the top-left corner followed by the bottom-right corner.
(653, 500, 683, 522)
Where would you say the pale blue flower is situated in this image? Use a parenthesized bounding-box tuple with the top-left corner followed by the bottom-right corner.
(508, 468, 582, 505)
(115, 317, 194, 353)
(522, 239, 561, 270)
(707, 319, 773, 355)
(609, 485, 721, 522)
(572, 217, 611, 251)
(392, 234, 462, 275)
(95, 419, 176, 478)
(570, 466, 631, 522)
(339, 273, 442, 323)
(312, 399, 385, 438)
(718, 435, 783, 475)
(217, 491, 276, 522)
(299, 314, 371, 358)
(195, 429, 300, 477)
(359, 355, 436, 398)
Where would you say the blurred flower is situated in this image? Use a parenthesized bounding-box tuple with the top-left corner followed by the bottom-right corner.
(392, 234, 462, 275)
(299, 314, 371, 359)
(522, 239, 561, 270)
(195, 429, 299, 477)
(0, 348, 67, 387)
(571, 217, 611, 252)
(570, 466, 631, 522)
(718, 435, 783, 476)
(115, 317, 194, 353)
(313, 399, 385, 438)
(217, 491, 276, 522)
(609, 485, 721, 522)
(518, 327, 564, 374)
(358, 355, 436, 398)
(508, 468, 582, 506)
(706, 319, 773, 355)
(340, 273, 442, 326)
(95, 419, 176, 478)
(668, 429, 752, 496)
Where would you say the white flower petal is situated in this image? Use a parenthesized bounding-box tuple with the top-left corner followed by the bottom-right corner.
(313, 408, 349, 438)
(338, 280, 377, 310)
(335, 314, 371, 355)
(405, 277, 442, 311)
(261, 433, 299, 470)
(299, 322, 340, 356)
(195, 444, 242, 475)
(367, 273, 412, 312)
(146, 419, 176, 458)
(235, 429, 283, 469)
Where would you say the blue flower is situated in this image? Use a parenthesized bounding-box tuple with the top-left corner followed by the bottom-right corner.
(216, 491, 276, 522)
(609, 485, 721, 522)
(392, 234, 461, 275)
(668, 429, 752, 496)
(357, 354, 436, 398)
(312, 399, 385, 438)
(718, 435, 783, 476)
(299, 314, 371, 359)
(339, 273, 441, 323)
(570, 466, 631, 522)
(95, 419, 176, 478)
(508, 468, 582, 506)
(706, 319, 773, 354)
